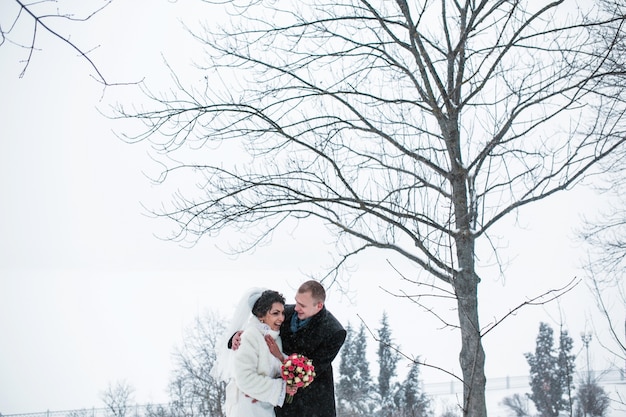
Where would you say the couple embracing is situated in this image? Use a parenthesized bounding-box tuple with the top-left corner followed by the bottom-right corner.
(212, 280, 347, 417)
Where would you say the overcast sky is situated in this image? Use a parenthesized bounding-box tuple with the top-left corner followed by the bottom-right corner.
(0, 1, 619, 415)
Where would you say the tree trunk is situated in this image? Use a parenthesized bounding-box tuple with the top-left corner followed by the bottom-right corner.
(446, 114, 487, 416)
(456, 273, 487, 417)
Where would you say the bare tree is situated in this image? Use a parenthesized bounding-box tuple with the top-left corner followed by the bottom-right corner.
(102, 380, 135, 417)
(578, 130, 626, 367)
(575, 379, 611, 417)
(577, 107, 626, 415)
(577, 126, 626, 371)
(575, 0, 626, 388)
(501, 394, 530, 417)
(114, 1, 626, 416)
(167, 310, 227, 417)
(67, 409, 92, 417)
(2, 0, 118, 84)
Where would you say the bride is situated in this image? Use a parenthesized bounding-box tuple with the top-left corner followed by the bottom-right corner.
(212, 288, 296, 417)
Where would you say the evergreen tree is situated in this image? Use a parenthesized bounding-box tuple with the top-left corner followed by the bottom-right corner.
(525, 322, 575, 417)
(557, 327, 576, 413)
(377, 312, 400, 406)
(337, 323, 358, 414)
(354, 322, 376, 414)
(399, 361, 431, 417)
(337, 322, 376, 416)
(526, 323, 558, 417)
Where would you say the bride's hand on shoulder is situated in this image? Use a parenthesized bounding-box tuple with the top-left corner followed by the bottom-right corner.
(265, 334, 283, 361)
(232, 331, 243, 350)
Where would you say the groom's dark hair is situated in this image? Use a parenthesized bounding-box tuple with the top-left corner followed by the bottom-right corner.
(252, 290, 285, 317)
(298, 280, 326, 303)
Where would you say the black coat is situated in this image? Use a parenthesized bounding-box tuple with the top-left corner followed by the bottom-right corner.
(276, 305, 346, 417)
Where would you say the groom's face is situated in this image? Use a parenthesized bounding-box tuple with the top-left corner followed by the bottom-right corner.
(294, 290, 323, 320)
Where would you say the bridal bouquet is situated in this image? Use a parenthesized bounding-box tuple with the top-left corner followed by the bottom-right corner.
(281, 353, 316, 403)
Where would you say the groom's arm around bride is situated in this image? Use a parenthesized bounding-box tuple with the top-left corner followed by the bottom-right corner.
(231, 280, 346, 417)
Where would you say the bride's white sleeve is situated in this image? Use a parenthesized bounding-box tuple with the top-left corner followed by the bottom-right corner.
(234, 329, 286, 406)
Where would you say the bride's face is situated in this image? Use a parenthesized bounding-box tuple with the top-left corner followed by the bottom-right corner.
(261, 302, 285, 331)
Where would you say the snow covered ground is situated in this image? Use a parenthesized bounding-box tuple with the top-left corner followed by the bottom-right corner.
(426, 368, 626, 417)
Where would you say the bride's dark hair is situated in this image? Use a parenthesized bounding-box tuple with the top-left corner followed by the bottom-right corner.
(251, 290, 285, 318)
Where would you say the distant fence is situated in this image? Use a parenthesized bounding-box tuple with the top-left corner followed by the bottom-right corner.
(423, 374, 530, 396)
(423, 367, 625, 396)
(4, 368, 624, 417)
(1, 406, 151, 417)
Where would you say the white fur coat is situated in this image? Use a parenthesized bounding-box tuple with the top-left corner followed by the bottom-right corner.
(225, 317, 286, 417)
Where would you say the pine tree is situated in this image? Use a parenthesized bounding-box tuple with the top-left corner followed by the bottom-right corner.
(336, 322, 376, 416)
(354, 322, 376, 414)
(378, 313, 400, 399)
(526, 322, 558, 417)
(400, 361, 431, 417)
(525, 322, 575, 417)
(557, 327, 576, 413)
(337, 323, 358, 414)
(377, 312, 400, 417)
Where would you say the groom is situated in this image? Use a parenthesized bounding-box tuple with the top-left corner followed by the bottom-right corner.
(231, 280, 346, 417)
